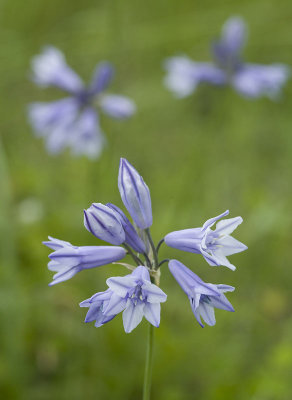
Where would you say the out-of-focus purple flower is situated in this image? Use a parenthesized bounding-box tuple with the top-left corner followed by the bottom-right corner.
(165, 210, 247, 270)
(164, 16, 289, 99)
(118, 158, 152, 230)
(80, 266, 167, 333)
(169, 260, 234, 327)
(43, 237, 126, 285)
(29, 46, 136, 158)
(106, 203, 146, 253)
(164, 57, 226, 98)
(84, 203, 125, 245)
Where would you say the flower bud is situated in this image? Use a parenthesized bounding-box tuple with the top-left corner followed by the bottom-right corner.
(84, 203, 125, 245)
(118, 158, 152, 229)
(106, 203, 146, 253)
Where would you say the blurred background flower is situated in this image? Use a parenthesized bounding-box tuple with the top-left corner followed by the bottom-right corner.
(29, 47, 136, 159)
(164, 16, 290, 99)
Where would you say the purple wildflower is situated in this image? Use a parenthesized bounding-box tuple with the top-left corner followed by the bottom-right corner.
(45, 159, 247, 333)
(118, 158, 152, 229)
(164, 210, 247, 270)
(80, 266, 167, 333)
(29, 46, 136, 158)
(169, 260, 234, 327)
(43, 236, 126, 285)
(164, 16, 289, 99)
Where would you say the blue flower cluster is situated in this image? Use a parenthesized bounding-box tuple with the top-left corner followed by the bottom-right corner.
(44, 158, 247, 332)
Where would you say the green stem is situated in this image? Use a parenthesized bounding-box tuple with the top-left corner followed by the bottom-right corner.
(143, 324, 154, 400)
(123, 244, 143, 266)
(145, 229, 159, 269)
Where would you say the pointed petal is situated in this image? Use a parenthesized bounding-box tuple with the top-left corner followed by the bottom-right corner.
(209, 293, 235, 312)
(211, 249, 236, 271)
(122, 301, 145, 333)
(143, 303, 161, 327)
(142, 282, 167, 303)
(131, 265, 150, 282)
(84, 303, 103, 323)
(49, 266, 79, 286)
(191, 302, 204, 327)
(202, 210, 229, 231)
(106, 276, 136, 297)
(198, 303, 216, 326)
(103, 293, 127, 316)
(215, 235, 247, 256)
(43, 236, 73, 251)
(217, 284, 235, 293)
(215, 216, 243, 235)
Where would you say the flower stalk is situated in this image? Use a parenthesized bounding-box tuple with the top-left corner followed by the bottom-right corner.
(143, 323, 154, 400)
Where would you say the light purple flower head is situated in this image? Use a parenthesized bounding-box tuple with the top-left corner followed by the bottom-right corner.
(84, 203, 125, 245)
(169, 260, 234, 327)
(164, 16, 289, 100)
(43, 237, 126, 285)
(29, 46, 136, 158)
(165, 210, 247, 271)
(118, 158, 152, 230)
(80, 266, 167, 333)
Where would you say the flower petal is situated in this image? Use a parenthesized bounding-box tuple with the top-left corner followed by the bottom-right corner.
(232, 63, 290, 99)
(215, 235, 247, 256)
(89, 62, 114, 94)
(100, 95, 136, 119)
(142, 282, 167, 303)
(215, 216, 243, 235)
(31, 46, 84, 92)
(143, 303, 161, 327)
(106, 276, 136, 297)
(49, 266, 79, 286)
(198, 302, 216, 326)
(202, 210, 229, 231)
(122, 301, 144, 333)
(103, 293, 127, 316)
(209, 293, 235, 312)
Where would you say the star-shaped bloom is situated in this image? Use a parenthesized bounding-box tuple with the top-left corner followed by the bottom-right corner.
(169, 260, 234, 327)
(80, 266, 167, 333)
(43, 236, 126, 285)
(29, 46, 136, 158)
(165, 210, 247, 270)
(164, 16, 289, 100)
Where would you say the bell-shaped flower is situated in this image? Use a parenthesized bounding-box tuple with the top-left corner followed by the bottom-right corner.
(43, 237, 126, 286)
(118, 158, 152, 230)
(165, 210, 247, 270)
(106, 203, 146, 253)
(84, 203, 125, 245)
(169, 260, 235, 327)
(79, 289, 117, 327)
(80, 266, 167, 333)
(29, 47, 136, 159)
(164, 16, 289, 100)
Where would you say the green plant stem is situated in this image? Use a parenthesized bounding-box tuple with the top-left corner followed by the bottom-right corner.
(143, 323, 154, 400)
(123, 243, 143, 266)
(145, 229, 159, 269)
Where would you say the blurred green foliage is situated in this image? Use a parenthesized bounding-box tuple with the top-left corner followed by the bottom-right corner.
(0, 0, 292, 399)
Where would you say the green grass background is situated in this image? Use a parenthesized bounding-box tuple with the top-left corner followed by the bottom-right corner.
(0, 0, 292, 398)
